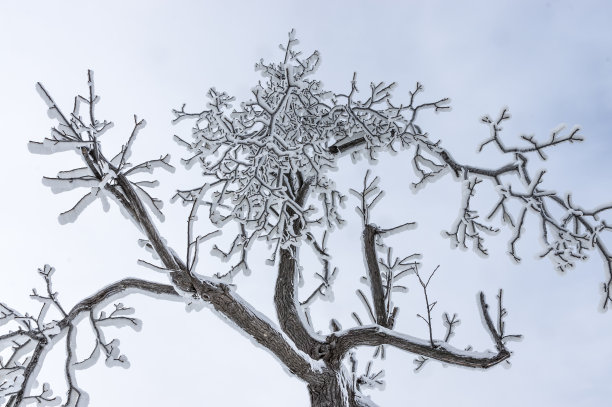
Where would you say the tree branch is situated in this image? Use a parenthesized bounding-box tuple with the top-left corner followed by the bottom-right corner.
(363, 224, 390, 327)
(332, 291, 512, 369)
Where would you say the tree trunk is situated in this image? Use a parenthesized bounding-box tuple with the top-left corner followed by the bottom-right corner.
(308, 378, 351, 407)
(307, 370, 375, 407)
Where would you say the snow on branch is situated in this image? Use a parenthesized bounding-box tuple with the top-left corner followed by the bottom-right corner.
(33, 71, 193, 292)
(33, 72, 173, 226)
(329, 96, 610, 309)
(444, 177, 500, 256)
(0, 267, 169, 406)
(331, 289, 518, 370)
(478, 108, 583, 160)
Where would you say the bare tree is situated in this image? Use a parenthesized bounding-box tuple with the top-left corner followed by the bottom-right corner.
(1, 31, 610, 407)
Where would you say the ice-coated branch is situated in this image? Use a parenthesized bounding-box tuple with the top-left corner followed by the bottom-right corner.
(1, 269, 175, 406)
(478, 108, 583, 160)
(331, 291, 514, 369)
(444, 177, 500, 256)
(330, 103, 612, 310)
(543, 195, 612, 308)
(479, 290, 521, 352)
(4, 341, 50, 407)
(443, 312, 460, 342)
(414, 265, 439, 347)
(411, 144, 446, 189)
(33, 70, 331, 390)
(34, 75, 192, 292)
(349, 170, 383, 226)
(350, 172, 416, 330)
(362, 224, 392, 328)
(2, 267, 326, 405)
(211, 224, 253, 280)
(30, 265, 67, 318)
(377, 247, 418, 330)
(117, 115, 146, 171)
(413, 304, 462, 371)
(300, 231, 338, 308)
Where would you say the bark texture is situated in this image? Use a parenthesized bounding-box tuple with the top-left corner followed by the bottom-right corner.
(308, 370, 371, 407)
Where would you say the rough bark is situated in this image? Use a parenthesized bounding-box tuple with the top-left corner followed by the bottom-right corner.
(362, 224, 389, 327)
(275, 247, 325, 358)
(308, 370, 371, 407)
(192, 277, 318, 381)
(274, 175, 326, 358)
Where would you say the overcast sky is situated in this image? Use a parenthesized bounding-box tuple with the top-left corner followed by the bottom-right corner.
(1, 1, 611, 406)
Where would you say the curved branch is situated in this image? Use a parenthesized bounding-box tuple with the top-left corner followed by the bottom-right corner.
(56, 278, 178, 330)
(332, 292, 511, 369)
(63, 277, 319, 381)
(329, 136, 520, 180)
(5, 274, 321, 405)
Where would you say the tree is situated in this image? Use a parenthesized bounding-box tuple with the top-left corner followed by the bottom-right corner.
(1, 32, 610, 407)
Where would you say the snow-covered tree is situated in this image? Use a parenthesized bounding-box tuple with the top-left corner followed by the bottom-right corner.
(2, 32, 610, 407)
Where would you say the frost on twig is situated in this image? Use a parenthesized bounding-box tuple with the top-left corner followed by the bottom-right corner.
(479, 108, 583, 160)
(444, 177, 500, 257)
(350, 171, 417, 333)
(473, 110, 612, 306)
(0, 266, 148, 406)
(32, 71, 173, 227)
(1, 266, 63, 405)
(411, 144, 447, 190)
(33, 70, 195, 293)
(392, 105, 612, 308)
(300, 231, 338, 308)
(412, 268, 462, 372)
(172, 38, 446, 282)
(172, 43, 347, 278)
(415, 265, 440, 348)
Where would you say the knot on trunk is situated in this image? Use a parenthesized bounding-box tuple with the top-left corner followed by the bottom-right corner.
(314, 334, 338, 361)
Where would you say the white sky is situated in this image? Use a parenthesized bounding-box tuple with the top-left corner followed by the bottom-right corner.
(1, 1, 611, 406)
